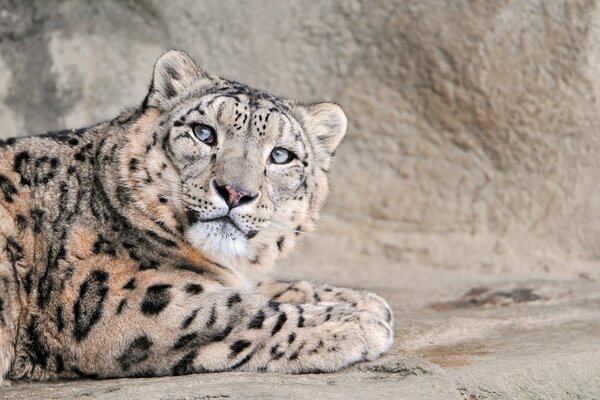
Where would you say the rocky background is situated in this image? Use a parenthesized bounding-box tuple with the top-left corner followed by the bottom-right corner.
(1, 1, 600, 399)
(1, 0, 600, 275)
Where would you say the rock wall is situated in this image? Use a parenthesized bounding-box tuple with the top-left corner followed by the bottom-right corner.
(1, 0, 599, 273)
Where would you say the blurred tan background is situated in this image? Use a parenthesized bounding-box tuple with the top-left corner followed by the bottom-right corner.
(1, 1, 600, 399)
(2, 0, 599, 279)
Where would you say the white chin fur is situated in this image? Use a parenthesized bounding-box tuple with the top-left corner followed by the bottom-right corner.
(186, 220, 248, 260)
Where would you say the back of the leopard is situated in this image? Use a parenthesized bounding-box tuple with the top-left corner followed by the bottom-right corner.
(0, 50, 392, 383)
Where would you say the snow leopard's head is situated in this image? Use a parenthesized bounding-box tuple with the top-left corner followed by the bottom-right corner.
(125, 50, 346, 275)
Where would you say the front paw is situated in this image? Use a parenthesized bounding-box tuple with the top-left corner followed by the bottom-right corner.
(319, 286, 393, 326)
(357, 311, 394, 360)
(360, 291, 393, 327)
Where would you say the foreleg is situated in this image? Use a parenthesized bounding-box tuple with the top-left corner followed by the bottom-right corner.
(63, 275, 392, 377)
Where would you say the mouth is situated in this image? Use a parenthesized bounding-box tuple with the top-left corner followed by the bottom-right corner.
(212, 216, 239, 230)
(186, 209, 256, 239)
(211, 216, 258, 240)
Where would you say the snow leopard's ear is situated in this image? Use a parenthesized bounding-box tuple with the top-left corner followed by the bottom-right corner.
(301, 103, 348, 157)
(144, 50, 211, 109)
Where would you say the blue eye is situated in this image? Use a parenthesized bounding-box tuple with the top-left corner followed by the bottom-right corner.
(192, 124, 216, 145)
(270, 147, 295, 164)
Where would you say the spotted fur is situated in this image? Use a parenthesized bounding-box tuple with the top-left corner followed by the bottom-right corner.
(0, 50, 392, 382)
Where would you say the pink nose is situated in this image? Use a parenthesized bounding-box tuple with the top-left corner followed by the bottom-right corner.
(214, 183, 257, 209)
